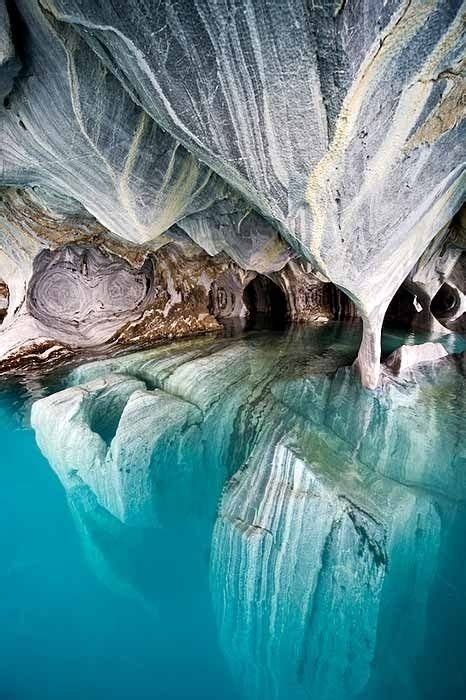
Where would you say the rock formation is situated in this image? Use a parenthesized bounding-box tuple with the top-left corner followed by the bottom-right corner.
(30, 325, 359, 523)
(401, 207, 466, 333)
(28, 324, 466, 698)
(273, 350, 466, 499)
(210, 439, 443, 700)
(0, 278, 8, 322)
(0, 186, 352, 372)
(1, 0, 465, 385)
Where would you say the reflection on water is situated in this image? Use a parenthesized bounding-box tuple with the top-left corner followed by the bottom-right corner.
(1, 323, 465, 699)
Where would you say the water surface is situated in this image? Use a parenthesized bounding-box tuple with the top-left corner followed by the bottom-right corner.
(1, 323, 465, 699)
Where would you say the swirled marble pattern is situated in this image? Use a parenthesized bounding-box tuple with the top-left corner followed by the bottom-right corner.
(1, 187, 351, 373)
(28, 245, 155, 342)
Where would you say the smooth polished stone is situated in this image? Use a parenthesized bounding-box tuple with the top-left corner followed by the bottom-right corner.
(1, 324, 465, 699)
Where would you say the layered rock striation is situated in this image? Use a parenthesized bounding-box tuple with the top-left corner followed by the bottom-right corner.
(29, 325, 466, 697)
(1, 0, 465, 385)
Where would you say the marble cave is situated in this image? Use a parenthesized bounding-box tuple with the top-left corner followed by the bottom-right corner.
(0, 2, 465, 699)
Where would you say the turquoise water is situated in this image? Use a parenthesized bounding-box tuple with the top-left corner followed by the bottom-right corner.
(1, 323, 465, 700)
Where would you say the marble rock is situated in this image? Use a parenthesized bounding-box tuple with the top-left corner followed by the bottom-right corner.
(1, 0, 465, 385)
(403, 207, 466, 333)
(27, 244, 157, 342)
(27, 324, 464, 696)
(0, 278, 8, 322)
(0, 189, 218, 370)
(273, 351, 466, 500)
(0, 0, 20, 100)
(30, 326, 356, 526)
(177, 195, 294, 273)
(444, 252, 466, 331)
(0, 187, 347, 372)
(384, 341, 449, 374)
(30, 325, 464, 536)
(210, 438, 441, 700)
(31, 372, 203, 525)
(1, 2, 228, 243)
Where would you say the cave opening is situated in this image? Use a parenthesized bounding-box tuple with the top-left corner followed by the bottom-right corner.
(430, 283, 460, 322)
(384, 286, 417, 329)
(242, 275, 289, 330)
(323, 283, 359, 320)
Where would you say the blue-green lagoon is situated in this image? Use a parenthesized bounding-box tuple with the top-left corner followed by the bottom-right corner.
(1, 324, 465, 700)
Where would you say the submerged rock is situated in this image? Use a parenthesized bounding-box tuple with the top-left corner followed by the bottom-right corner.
(32, 372, 203, 525)
(210, 438, 442, 700)
(273, 350, 466, 499)
(30, 327, 357, 524)
(385, 341, 449, 374)
(27, 326, 465, 698)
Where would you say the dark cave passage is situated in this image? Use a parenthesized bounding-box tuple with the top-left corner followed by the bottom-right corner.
(383, 278, 464, 335)
(243, 275, 289, 330)
(430, 283, 460, 321)
(384, 286, 417, 329)
(324, 283, 359, 320)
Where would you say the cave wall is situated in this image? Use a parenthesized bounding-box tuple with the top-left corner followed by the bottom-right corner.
(0, 278, 8, 323)
(0, 187, 343, 373)
(402, 208, 466, 332)
(443, 253, 466, 332)
(1, 0, 465, 384)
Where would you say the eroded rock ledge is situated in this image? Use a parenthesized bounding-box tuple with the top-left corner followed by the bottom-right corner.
(1, 0, 465, 383)
(0, 186, 356, 373)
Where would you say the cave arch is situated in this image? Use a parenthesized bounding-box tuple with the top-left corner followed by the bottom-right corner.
(430, 283, 461, 322)
(242, 275, 289, 329)
(384, 286, 418, 329)
(323, 283, 358, 320)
